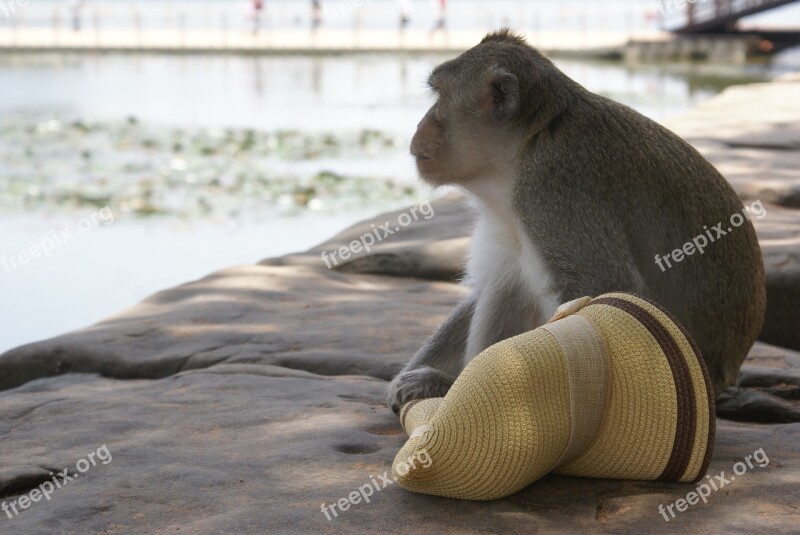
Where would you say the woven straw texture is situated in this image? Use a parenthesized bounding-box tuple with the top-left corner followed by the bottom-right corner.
(392, 292, 715, 500)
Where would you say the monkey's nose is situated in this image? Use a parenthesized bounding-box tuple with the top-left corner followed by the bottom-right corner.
(410, 143, 432, 160)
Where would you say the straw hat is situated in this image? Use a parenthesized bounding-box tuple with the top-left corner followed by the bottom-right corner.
(393, 292, 716, 500)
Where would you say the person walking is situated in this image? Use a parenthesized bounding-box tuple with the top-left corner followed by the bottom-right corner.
(253, 0, 264, 35)
(311, 0, 322, 30)
(398, 0, 412, 31)
(432, 0, 446, 34)
(69, 0, 85, 32)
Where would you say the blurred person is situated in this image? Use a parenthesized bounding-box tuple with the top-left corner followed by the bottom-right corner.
(69, 0, 85, 32)
(311, 0, 322, 30)
(398, 0, 412, 31)
(249, 0, 264, 36)
(431, 0, 446, 34)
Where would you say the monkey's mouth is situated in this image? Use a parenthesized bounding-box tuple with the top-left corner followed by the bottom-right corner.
(414, 155, 435, 176)
(411, 148, 432, 161)
(411, 147, 437, 178)
(410, 143, 434, 162)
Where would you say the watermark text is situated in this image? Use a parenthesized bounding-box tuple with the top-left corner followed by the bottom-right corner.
(321, 448, 432, 520)
(654, 200, 765, 273)
(321, 200, 434, 269)
(2, 444, 113, 520)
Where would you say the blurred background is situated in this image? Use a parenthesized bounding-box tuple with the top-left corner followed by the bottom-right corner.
(1, 0, 799, 354)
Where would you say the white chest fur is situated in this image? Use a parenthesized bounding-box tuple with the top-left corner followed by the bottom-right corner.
(461, 183, 560, 362)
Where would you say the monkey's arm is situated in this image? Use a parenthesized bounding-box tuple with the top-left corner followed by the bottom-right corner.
(386, 293, 476, 413)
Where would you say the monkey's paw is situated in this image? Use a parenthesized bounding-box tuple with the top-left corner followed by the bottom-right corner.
(386, 366, 454, 415)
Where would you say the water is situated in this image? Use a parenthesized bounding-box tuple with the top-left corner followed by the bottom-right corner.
(2, 52, 793, 131)
(0, 48, 797, 355)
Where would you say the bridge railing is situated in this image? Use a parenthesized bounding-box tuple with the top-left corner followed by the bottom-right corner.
(660, 0, 798, 32)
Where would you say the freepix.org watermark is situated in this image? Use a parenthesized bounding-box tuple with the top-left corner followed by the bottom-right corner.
(2, 445, 113, 520)
(654, 200, 766, 273)
(658, 447, 769, 521)
(1, 206, 115, 274)
(320, 449, 433, 520)
(321, 200, 435, 269)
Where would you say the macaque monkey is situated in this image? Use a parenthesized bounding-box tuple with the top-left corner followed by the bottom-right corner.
(387, 30, 766, 413)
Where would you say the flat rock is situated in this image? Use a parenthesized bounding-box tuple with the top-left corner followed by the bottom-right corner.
(261, 191, 473, 281)
(755, 205, 800, 350)
(716, 343, 800, 422)
(1, 264, 798, 534)
(663, 78, 800, 145)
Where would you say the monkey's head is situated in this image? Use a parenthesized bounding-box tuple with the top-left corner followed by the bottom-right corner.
(411, 29, 570, 187)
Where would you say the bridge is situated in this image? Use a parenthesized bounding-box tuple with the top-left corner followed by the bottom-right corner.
(659, 0, 800, 53)
(666, 0, 800, 34)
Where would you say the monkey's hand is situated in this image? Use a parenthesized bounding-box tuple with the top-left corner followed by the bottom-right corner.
(386, 366, 454, 415)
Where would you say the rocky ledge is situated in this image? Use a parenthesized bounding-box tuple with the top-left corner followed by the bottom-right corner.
(1, 77, 799, 534)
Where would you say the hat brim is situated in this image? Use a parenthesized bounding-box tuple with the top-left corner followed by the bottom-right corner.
(556, 293, 715, 483)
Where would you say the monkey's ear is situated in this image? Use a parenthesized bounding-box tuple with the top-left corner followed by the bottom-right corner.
(486, 68, 519, 122)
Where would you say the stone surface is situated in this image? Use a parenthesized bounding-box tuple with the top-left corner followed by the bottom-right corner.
(1, 264, 798, 534)
(2, 77, 800, 534)
(716, 343, 800, 423)
(754, 205, 800, 350)
(262, 192, 472, 282)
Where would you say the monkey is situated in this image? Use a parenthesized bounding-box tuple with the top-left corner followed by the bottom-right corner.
(386, 29, 766, 414)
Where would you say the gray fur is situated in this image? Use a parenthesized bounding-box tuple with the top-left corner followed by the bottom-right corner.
(388, 29, 766, 412)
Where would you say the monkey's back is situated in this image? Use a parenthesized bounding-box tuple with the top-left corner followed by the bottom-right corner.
(516, 93, 766, 395)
